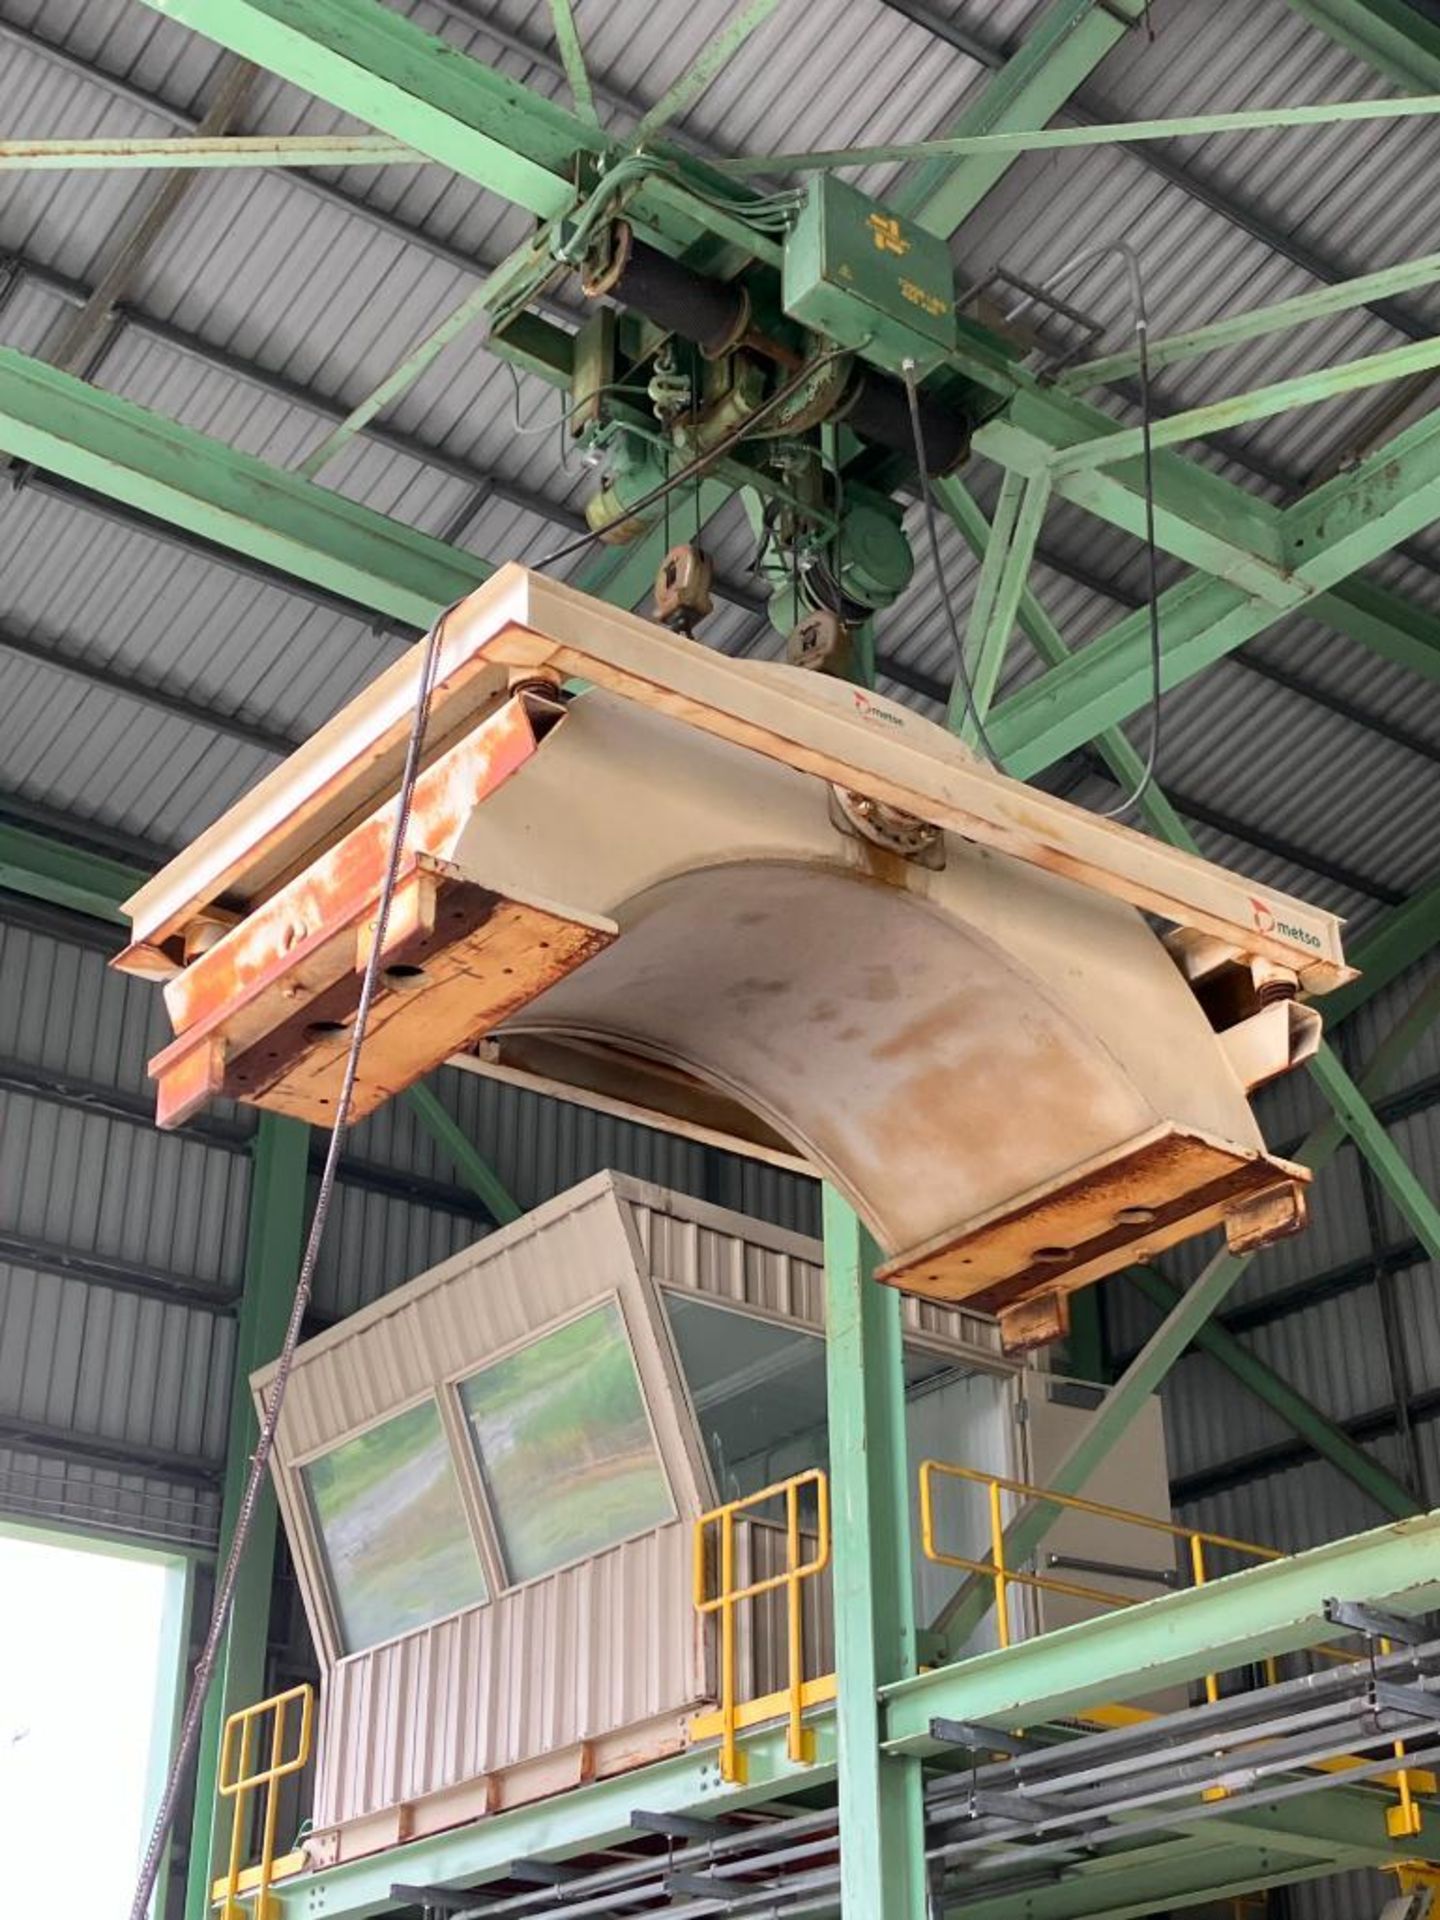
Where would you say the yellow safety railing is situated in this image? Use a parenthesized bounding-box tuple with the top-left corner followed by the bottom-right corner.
(691, 1469, 833, 1785)
(919, 1459, 1425, 1833)
(213, 1683, 314, 1919)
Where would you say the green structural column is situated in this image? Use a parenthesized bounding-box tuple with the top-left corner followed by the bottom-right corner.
(822, 1188, 927, 1919)
(184, 1113, 310, 1920)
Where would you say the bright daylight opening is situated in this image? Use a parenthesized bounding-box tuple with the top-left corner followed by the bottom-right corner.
(0, 1530, 184, 1919)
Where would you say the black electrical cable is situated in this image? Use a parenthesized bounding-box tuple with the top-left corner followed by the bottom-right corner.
(125, 601, 456, 1920)
(1003, 241, 1163, 820)
(535, 346, 853, 569)
(901, 358, 1006, 771)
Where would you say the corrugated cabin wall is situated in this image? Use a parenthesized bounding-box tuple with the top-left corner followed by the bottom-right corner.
(0, 894, 820, 1550)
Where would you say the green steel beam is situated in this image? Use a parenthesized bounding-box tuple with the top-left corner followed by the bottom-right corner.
(142, 0, 597, 217)
(0, 134, 419, 170)
(892, 0, 1148, 235)
(1130, 1266, 1422, 1519)
(136, 0, 1440, 719)
(715, 88, 1440, 174)
(184, 1112, 310, 1920)
(934, 474, 1196, 846)
(297, 281, 496, 478)
(893, 1507, 1440, 1749)
(984, 397, 1440, 778)
(822, 1190, 927, 1920)
(630, 0, 783, 146)
(403, 1083, 522, 1227)
(0, 818, 141, 924)
(1059, 248, 1440, 391)
(275, 1718, 835, 1918)
(1324, 867, 1440, 1026)
(546, 0, 598, 127)
(1286, 0, 1440, 91)
(1310, 1041, 1440, 1263)
(0, 349, 492, 628)
(1053, 332, 1440, 470)
(955, 471, 1052, 738)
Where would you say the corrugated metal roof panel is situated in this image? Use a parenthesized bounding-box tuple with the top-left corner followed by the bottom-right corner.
(0, 1260, 231, 1464)
(0, 1441, 219, 1548)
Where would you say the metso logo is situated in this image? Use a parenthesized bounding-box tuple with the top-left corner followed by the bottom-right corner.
(1250, 896, 1323, 951)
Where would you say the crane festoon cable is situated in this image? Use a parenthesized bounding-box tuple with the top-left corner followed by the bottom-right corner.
(126, 601, 455, 1920)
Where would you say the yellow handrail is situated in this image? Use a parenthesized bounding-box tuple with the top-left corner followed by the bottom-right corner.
(919, 1459, 1423, 1835)
(213, 1683, 314, 1919)
(692, 1469, 831, 1785)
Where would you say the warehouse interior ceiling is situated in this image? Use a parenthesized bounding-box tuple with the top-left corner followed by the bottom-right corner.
(3, 4, 1440, 1914)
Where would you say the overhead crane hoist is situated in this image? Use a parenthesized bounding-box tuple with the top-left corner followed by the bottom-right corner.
(114, 564, 1350, 1354)
(547, 171, 985, 659)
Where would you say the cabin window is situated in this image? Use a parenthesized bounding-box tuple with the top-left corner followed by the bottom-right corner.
(303, 1398, 487, 1653)
(458, 1301, 673, 1584)
(663, 1292, 831, 1502)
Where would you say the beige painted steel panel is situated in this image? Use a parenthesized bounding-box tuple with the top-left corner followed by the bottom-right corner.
(314, 1523, 703, 1830)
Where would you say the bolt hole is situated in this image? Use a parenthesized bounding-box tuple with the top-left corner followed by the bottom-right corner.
(305, 1019, 346, 1040)
(1116, 1205, 1156, 1226)
(1031, 1246, 1072, 1264)
(382, 963, 426, 991)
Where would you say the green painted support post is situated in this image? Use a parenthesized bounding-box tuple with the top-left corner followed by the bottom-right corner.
(1128, 1266, 1421, 1519)
(893, 0, 1149, 236)
(404, 1082, 523, 1227)
(184, 1113, 310, 1920)
(822, 1189, 927, 1920)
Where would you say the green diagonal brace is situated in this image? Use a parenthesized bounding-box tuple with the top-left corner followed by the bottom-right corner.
(1129, 1267, 1422, 1520)
(0, 348, 492, 628)
(1284, 0, 1440, 92)
(143, 0, 596, 217)
(404, 1083, 522, 1227)
(892, 0, 1149, 236)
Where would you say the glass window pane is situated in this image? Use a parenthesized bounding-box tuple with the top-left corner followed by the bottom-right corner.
(664, 1293, 829, 1502)
(303, 1398, 486, 1653)
(459, 1302, 672, 1584)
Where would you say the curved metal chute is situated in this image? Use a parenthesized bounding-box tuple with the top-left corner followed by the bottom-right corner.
(118, 569, 1336, 1348)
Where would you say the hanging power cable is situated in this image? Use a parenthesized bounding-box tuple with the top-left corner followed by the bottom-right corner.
(125, 599, 456, 1920)
(1003, 241, 1163, 820)
(900, 358, 1006, 771)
